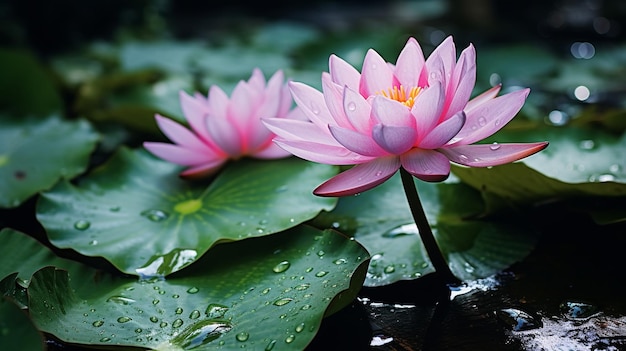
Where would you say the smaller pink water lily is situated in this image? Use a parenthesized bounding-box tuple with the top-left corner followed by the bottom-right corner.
(144, 68, 303, 177)
(263, 36, 548, 196)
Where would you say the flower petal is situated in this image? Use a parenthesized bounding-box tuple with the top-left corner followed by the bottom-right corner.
(329, 54, 361, 89)
(179, 159, 227, 178)
(329, 125, 388, 157)
(450, 88, 529, 146)
(314, 157, 400, 196)
(322, 74, 352, 128)
(425, 36, 455, 87)
(394, 37, 425, 88)
(371, 95, 415, 127)
(443, 44, 476, 119)
(439, 142, 549, 167)
(465, 84, 501, 113)
(251, 141, 293, 159)
(289, 81, 335, 129)
(143, 142, 220, 166)
(343, 86, 372, 133)
(154, 115, 208, 152)
(262, 118, 337, 144)
(206, 110, 243, 156)
(412, 81, 444, 138)
(179, 91, 212, 144)
(372, 124, 417, 154)
(400, 148, 450, 182)
(359, 48, 396, 97)
(418, 111, 465, 149)
(272, 139, 374, 165)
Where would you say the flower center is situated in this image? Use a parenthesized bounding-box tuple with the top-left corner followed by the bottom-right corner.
(379, 85, 422, 109)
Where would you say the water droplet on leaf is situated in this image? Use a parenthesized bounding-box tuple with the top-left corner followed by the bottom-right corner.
(205, 304, 229, 319)
(173, 319, 184, 328)
(236, 332, 249, 342)
(74, 220, 90, 230)
(273, 298, 293, 306)
(92, 320, 104, 327)
(141, 209, 169, 222)
(117, 316, 131, 323)
(272, 261, 291, 273)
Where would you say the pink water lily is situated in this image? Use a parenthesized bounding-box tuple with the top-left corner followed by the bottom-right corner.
(144, 68, 303, 177)
(262, 36, 548, 196)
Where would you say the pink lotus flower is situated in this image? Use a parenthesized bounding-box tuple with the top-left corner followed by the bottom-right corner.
(144, 68, 303, 177)
(262, 36, 548, 196)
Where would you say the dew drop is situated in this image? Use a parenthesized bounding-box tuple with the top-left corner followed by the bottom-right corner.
(141, 209, 169, 222)
(100, 337, 111, 342)
(579, 139, 595, 150)
(172, 294, 180, 299)
(315, 271, 328, 277)
(152, 299, 160, 305)
(459, 154, 469, 162)
(236, 331, 249, 342)
(295, 322, 305, 333)
(262, 288, 271, 295)
(173, 319, 184, 328)
(310, 102, 320, 115)
(489, 142, 501, 151)
(347, 102, 356, 111)
(285, 334, 296, 344)
(265, 339, 277, 351)
(301, 304, 312, 310)
(74, 220, 90, 231)
(305, 267, 314, 273)
(477, 116, 487, 127)
(160, 321, 168, 328)
(187, 287, 199, 294)
(135, 328, 142, 333)
(272, 261, 291, 273)
(170, 320, 233, 349)
(117, 316, 132, 323)
(150, 316, 159, 323)
(92, 320, 104, 327)
(333, 258, 347, 265)
(175, 307, 183, 315)
(382, 223, 418, 238)
(294, 283, 310, 291)
(273, 297, 293, 306)
(205, 304, 229, 319)
(189, 310, 201, 319)
(88, 240, 98, 246)
(316, 250, 325, 257)
(384, 265, 396, 274)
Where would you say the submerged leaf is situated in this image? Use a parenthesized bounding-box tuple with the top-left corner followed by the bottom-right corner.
(37, 147, 337, 276)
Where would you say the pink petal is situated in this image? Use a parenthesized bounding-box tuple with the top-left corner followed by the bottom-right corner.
(289, 81, 336, 129)
(342, 86, 372, 133)
(179, 159, 227, 178)
(251, 141, 293, 159)
(329, 125, 387, 157)
(143, 142, 220, 166)
(371, 96, 415, 127)
(450, 88, 529, 146)
(154, 115, 208, 152)
(272, 139, 374, 165)
(179, 91, 212, 144)
(400, 148, 450, 182)
(329, 54, 361, 89)
(313, 157, 401, 196)
(425, 36, 455, 86)
(206, 85, 229, 122)
(205, 112, 242, 156)
(359, 48, 396, 97)
(418, 111, 465, 149)
(228, 80, 254, 134)
(394, 37, 425, 88)
(465, 84, 501, 113)
(322, 75, 352, 128)
(443, 44, 476, 119)
(412, 81, 444, 138)
(439, 142, 549, 167)
(372, 124, 417, 154)
(262, 118, 337, 144)
(247, 68, 266, 91)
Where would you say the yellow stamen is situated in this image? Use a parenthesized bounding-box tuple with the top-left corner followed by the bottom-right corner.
(378, 85, 422, 109)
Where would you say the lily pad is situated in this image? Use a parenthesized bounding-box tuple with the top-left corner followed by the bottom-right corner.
(0, 297, 44, 351)
(26, 226, 369, 350)
(313, 174, 539, 286)
(37, 147, 337, 276)
(0, 115, 100, 208)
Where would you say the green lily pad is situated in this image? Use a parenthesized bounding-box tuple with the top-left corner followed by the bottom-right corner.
(313, 174, 539, 286)
(452, 127, 626, 207)
(0, 115, 100, 208)
(37, 147, 337, 276)
(26, 226, 369, 350)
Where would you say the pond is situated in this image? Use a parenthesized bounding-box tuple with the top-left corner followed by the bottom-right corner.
(1, 0, 626, 350)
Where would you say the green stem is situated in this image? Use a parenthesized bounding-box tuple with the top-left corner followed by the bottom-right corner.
(400, 168, 461, 286)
